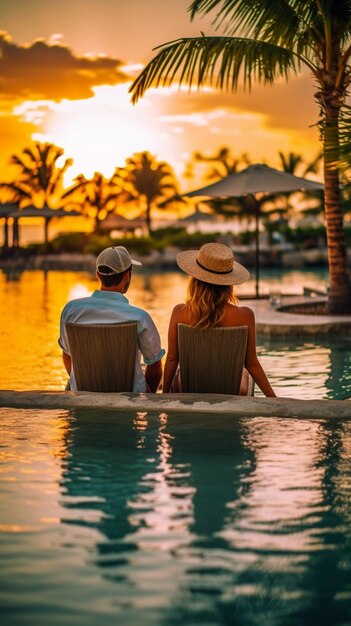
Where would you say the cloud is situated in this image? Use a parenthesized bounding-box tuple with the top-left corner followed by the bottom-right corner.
(152, 73, 318, 133)
(0, 31, 131, 101)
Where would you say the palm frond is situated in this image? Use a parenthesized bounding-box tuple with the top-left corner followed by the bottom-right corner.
(9, 155, 33, 176)
(0, 182, 32, 199)
(130, 36, 296, 103)
(22, 147, 38, 164)
(190, 0, 301, 46)
(303, 151, 322, 175)
(321, 104, 351, 170)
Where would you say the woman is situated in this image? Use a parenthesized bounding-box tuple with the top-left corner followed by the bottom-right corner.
(163, 242, 276, 397)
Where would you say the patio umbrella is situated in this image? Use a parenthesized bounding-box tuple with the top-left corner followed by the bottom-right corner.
(185, 164, 324, 297)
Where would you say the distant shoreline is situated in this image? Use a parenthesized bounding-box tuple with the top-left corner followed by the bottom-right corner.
(0, 246, 341, 273)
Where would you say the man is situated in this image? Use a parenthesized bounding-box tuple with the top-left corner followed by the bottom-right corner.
(59, 246, 164, 392)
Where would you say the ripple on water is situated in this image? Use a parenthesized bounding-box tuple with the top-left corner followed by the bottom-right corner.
(1, 406, 351, 625)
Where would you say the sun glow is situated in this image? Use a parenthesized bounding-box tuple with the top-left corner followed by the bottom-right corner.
(11, 80, 319, 191)
(29, 83, 181, 183)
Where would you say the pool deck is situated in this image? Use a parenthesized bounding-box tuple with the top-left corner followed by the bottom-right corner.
(0, 390, 350, 419)
(247, 296, 351, 335)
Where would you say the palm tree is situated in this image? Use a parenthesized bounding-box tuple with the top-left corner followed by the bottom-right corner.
(272, 150, 324, 222)
(62, 171, 126, 233)
(4, 142, 73, 209)
(130, 0, 351, 314)
(121, 151, 178, 236)
(278, 151, 322, 177)
(188, 146, 250, 219)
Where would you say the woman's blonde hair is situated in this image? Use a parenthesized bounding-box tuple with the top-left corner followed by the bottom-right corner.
(185, 277, 238, 329)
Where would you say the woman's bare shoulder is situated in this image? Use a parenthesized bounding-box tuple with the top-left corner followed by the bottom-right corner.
(227, 303, 255, 322)
(171, 303, 188, 319)
(238, 304, 255, 317)
(172, 302, 186, 313)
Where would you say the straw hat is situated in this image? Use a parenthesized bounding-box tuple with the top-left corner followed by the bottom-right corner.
(177, 243, 250, 286)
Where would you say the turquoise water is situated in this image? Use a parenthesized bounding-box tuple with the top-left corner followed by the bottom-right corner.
(259, 334, 351, 400)
(1, 408, 351, 626)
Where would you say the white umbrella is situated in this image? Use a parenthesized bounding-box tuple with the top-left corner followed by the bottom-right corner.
(184, 164, 324, 297)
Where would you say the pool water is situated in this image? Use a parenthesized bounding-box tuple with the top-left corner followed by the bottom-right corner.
(1, 408, 351, 626)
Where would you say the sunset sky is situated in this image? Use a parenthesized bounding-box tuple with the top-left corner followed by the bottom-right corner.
(1, 0, 321, 189)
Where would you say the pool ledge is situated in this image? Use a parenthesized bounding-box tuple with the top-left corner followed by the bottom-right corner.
(247, 297, 351, 335)
(0, 390, 350, 419)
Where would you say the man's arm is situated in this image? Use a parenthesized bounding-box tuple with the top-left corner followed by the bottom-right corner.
(62, 351, 71, 375)
(145, 360, 162, 393)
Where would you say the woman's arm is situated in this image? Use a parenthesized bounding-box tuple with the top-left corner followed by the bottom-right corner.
(243, 308, 276, 397)
(163, 305, 182, 393)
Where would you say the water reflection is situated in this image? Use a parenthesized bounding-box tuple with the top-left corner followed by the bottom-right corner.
(61, 411, 256, 614)
(1, 407, 351, 625)
(259, 335, 351, 400)
(298, 420, 351, 625)
(59, 410, 351, 625)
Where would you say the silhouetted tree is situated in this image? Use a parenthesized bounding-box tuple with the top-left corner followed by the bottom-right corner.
(63, 171, 126, 233)
(120, 151, 178, 236)
(3, 142, 73, 209)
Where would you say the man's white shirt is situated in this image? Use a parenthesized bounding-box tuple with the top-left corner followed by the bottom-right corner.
(59, 290, 165, 391)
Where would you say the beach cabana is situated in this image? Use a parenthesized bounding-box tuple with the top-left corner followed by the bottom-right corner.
(9, 206, 80, 248)
(100, 214, 146, 235)
(0, 203, 18, 249)
(173, 208, 218, 227)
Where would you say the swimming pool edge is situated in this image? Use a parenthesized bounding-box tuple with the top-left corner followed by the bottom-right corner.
(0, 390, 350, 419)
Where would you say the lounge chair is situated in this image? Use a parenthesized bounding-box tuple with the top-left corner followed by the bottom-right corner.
(65, 322, 137, 392)
(177, 323, 254, 395)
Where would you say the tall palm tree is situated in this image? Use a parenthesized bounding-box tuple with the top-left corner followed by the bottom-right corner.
(130, 0, 351, 313)
(121, 151, 178, 236)
(62, 171, 125, 233)
(5, 142, 73, 209)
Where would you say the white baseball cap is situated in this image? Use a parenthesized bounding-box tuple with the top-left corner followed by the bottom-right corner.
(96, 246, 142, 275)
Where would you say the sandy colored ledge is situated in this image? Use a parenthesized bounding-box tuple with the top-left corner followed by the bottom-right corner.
(0, 390, 350, 419)
(247, 297, 351, 336)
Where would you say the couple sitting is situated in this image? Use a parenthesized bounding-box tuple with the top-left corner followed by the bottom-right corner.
(59, 243, 276, 397)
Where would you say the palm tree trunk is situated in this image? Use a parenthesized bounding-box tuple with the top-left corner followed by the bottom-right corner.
(44, 218, 50, 250)
(323, 112, 351, 314)
(94, 211, 101, 234)
(146, 200, 152, 237)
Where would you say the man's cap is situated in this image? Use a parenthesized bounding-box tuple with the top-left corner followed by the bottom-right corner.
(96, 246, 142, 275)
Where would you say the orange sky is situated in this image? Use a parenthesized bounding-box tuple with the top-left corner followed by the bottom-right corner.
(0, 0, 321, 190)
